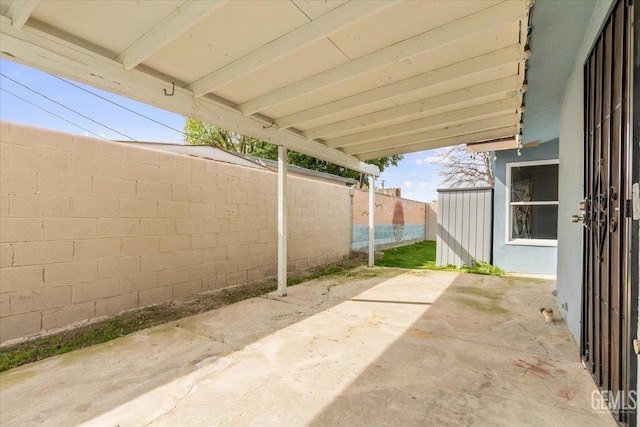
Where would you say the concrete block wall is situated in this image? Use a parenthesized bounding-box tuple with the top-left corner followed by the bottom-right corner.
(351, 189, 428, 250)
(0, 122, 351, 344)
(426, 202, 437, 241)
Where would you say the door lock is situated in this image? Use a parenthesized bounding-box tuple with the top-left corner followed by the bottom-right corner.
(571, 215, 584, 223)
(572, 199, 589, 224)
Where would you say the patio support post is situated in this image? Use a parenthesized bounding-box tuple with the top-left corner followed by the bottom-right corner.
(278, 145, 288, 296)
(368, 175, 375, 267)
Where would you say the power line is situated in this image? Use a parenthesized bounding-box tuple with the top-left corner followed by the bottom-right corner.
(4, 72, 219, 147)
(0, 72, 136, 141)
(48, 74, 185, 137)
(1, 87, 107, 140)
(47, 74, 212, 146)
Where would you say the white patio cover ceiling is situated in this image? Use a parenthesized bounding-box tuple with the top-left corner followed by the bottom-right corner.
(0, 0, 532, 176)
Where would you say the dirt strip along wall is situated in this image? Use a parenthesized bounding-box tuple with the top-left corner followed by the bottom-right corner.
(0, 122, 351, 344)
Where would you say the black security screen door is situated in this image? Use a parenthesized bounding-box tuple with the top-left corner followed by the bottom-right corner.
(580, 0, 636, 425)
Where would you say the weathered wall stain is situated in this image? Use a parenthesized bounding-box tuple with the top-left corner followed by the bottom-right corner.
(352, 189, 435, 250)
(392, 201, 404, 241)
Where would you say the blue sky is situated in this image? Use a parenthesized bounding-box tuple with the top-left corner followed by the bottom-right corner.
(0, 58, 444, 202)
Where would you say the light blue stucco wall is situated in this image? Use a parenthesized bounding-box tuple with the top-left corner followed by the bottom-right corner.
(492, 140, 559, 275)
(556, 0, 615, 343)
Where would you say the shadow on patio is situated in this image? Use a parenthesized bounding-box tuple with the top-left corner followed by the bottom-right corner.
(0, 268, 615, 426)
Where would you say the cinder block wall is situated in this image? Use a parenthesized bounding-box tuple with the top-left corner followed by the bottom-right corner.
(0, 122, 351, 344)
(426, 202, 437, 241)
(351, 189, 428, 250)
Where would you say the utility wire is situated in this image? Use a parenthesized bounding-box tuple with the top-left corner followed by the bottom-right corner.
(47, 74, 214, 146)
(0, 72, 136, 141)
(5, 72, 216, 146)
(3, 77, 274, 172)
(1, 87, 107, 140)
(48, 74, 185, 137)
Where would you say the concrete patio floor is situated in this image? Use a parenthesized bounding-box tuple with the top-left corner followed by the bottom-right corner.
(0, 267, 615, 426)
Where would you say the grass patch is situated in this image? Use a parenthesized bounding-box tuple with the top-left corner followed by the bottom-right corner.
(376, 241, 437, 269)
(462, 261, 504, 276)
(376, 241, 504, 276)
(0, 259, 363, 372)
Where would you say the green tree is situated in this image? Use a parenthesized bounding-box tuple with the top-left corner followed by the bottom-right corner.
(184, 118, 402, 186)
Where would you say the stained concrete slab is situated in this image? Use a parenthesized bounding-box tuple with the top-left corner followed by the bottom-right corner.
(0, 267, 616, 426)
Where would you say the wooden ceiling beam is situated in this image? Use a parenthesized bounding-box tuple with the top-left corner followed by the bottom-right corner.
(239, 0, 528, 115)
(357, 126, 519, 160)
(6, 0, 39, 28)
(276, 44, 528, 129)
(187, 0, 395, 97)
(303, 75, 522, 140)
(345, 114, 519, 155)
(325, 97, 520, 148)
(116, 0, 228, 71)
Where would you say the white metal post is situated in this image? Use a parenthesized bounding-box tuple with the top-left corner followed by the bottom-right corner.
(278, 145, 288, 296)
(368, 175, 375, 267)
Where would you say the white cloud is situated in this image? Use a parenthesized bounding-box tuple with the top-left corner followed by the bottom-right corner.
(415, 158, 423, 165)
(401, 180, 441, 203)
(424, 155, 440, 163)
(403, 181, 413, 188)
(425, 148, 451, 165)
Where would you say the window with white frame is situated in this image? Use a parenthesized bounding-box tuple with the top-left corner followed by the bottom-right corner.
(506, 159, 559, 246)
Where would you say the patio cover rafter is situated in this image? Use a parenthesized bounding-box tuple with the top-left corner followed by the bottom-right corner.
(115, 0, 229, 71)
(275, 44, 528, 129)
(187, 0, 396, 97)
(357, 126, 520, 161)
(6, 0, 39, 28)
(238, 0, 528, 116)
(302, 75, 523, 140)
(324, 97, 520, 149)
(344, 113, 519, 156)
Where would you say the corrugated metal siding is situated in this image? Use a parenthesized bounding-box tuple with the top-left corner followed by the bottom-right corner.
(436, 188, 493, 267)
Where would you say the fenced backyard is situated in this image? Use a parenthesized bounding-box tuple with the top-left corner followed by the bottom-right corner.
(0, 122, 433, 345)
